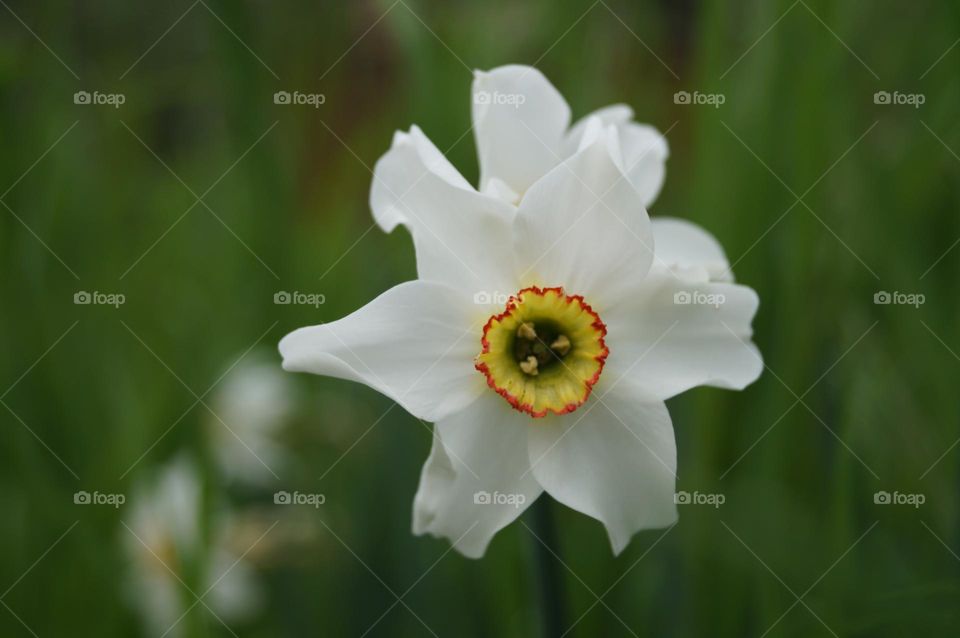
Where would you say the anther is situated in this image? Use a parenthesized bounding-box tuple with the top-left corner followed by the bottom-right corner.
(517, 322, 537, 340)
(550, 335, 571, 356)
(519, 355, 539, 376)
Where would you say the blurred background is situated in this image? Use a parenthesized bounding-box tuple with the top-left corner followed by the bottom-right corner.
(1, 0, 959, 635)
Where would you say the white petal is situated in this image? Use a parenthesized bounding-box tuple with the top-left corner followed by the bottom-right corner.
(572, 115, 607, 153)
(279, 281, 485, 422)
(473, 65, 571, 199)
(413, 393, 542, 558)
(206, 545, 261, 621)
(652, 217, 733, 283)
(370, 125, 518, 293)
(619, 122, 669, 207)
(370, 125, 472, 232)
(566, 104, 635, 147)
(126, 454, 202, 552)
(512, 135, 654, 308)
(527, 381, 677, 555)
(480, 176, 521, 205)
(567, 105, 669, 207)
(603, 268, 762, 401)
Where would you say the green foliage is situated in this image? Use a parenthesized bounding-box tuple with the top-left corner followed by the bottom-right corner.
(1, 0, 958, 635)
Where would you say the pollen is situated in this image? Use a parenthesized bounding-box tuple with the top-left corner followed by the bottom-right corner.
(475, 287, 608, 418)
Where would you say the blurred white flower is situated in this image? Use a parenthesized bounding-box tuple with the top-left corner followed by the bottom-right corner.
(280, 65, 761, 558)
(123, 455, 261, 637)
(208, 352, 293, 484)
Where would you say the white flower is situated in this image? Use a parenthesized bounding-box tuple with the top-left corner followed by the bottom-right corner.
(208, 351, 293, 485)
(123, 456, 261, 636)
(279, 65, 761, 558)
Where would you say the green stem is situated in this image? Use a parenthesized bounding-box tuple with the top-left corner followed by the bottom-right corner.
(530, 497, 565, 638)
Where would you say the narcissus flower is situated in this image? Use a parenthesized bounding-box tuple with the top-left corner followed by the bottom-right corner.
(123, 456, 261, 636)
(208, 351, 294, 485)
(279, 65, 761, 558)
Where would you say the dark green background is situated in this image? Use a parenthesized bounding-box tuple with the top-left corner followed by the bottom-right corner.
(1, 0, 958, 635)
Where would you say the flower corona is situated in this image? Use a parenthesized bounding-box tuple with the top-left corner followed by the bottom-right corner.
(475, 287, 608, 417)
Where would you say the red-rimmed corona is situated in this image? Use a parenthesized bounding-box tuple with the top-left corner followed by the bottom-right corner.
(475, 286, 608, 417)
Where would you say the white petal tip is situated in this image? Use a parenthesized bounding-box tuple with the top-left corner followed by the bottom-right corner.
(456, 546, 485, 560)
(412, 526, 488, 560)
(608, 514, 678, 556)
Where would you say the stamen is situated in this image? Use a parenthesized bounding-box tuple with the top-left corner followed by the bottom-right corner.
(550, 335, 571, 356)
(517, 322, 537, 340)
(519, 356, 539, 376)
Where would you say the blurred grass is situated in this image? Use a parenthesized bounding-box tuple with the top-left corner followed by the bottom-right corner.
(1, 0, 960, 635)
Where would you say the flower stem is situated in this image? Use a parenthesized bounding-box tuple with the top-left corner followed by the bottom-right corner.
(530, 497, 565, 638)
